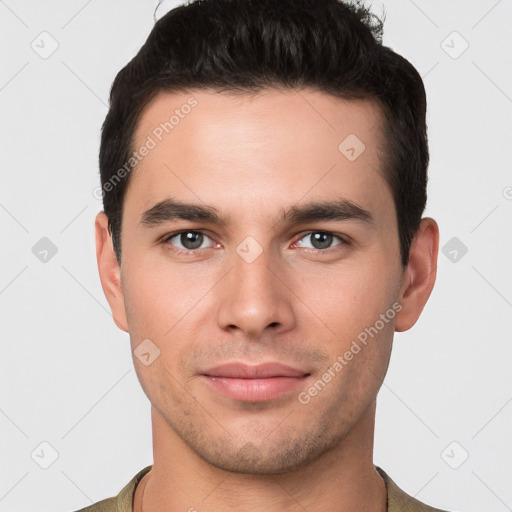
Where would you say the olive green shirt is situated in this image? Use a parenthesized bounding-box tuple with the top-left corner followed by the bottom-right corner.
(74, 465, 449, 512)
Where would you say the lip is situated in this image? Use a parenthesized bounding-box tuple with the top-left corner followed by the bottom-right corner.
(199, 362, 311, 402)
(202, 362, 309, 379)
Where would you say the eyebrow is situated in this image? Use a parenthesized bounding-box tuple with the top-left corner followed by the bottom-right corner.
(140, 197, 373, 228)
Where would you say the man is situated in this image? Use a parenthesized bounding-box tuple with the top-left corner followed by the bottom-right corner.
(80, 0, 449, 510)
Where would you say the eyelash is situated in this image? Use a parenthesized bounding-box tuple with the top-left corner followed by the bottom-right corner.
(161, 230, 350, 256)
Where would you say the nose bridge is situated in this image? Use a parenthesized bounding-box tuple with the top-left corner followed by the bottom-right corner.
(216, 241, 295, 336)
(234, 246, 276, 298)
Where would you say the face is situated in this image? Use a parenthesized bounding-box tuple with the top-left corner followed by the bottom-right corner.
(97, 88, 430, 474)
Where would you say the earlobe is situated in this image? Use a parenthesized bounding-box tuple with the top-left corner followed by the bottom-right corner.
(95, 211, 129, 332)
(394, 217, 439, 332)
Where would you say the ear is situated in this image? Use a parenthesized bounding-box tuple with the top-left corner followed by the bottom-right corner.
(395, 217, 439, 332)
(95, 211, 128, 332)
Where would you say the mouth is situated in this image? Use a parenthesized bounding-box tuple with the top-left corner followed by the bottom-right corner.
(199, 362, 311, 402)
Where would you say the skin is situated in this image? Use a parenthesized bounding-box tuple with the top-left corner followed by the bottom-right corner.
(95, 88, 439, 512)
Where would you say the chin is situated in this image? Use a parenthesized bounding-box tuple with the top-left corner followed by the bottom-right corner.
(189, 427, 339, 475)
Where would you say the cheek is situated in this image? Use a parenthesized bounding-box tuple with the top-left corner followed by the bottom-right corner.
(296, 259, 400, 336)
(121, 261, 214, 379)
(122, 256, 198, 336)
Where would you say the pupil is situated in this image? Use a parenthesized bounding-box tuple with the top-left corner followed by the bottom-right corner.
(311, 232, 332, 249)
(181, 231, 203, 249)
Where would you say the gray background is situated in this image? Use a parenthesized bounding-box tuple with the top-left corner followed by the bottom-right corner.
(1, 1, 511, 511)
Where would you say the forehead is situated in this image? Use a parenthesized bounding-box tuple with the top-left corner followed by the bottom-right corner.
(133, 87, 385, 154)
(127, 87, 391, 221)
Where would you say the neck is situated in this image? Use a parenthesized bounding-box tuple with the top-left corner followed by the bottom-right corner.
(136, 401, 387, 512)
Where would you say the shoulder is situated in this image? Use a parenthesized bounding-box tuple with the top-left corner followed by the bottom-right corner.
(376, 466, 453, 512)
(70, 465, 153, 512)
(72, 496, 117, 512)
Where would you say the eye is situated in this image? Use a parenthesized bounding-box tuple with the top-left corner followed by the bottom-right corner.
(295, 231, 345, 250)
(163, 230, 216, 252)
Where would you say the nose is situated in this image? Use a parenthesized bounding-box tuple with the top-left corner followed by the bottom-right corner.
(216, 246, 296, 339)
